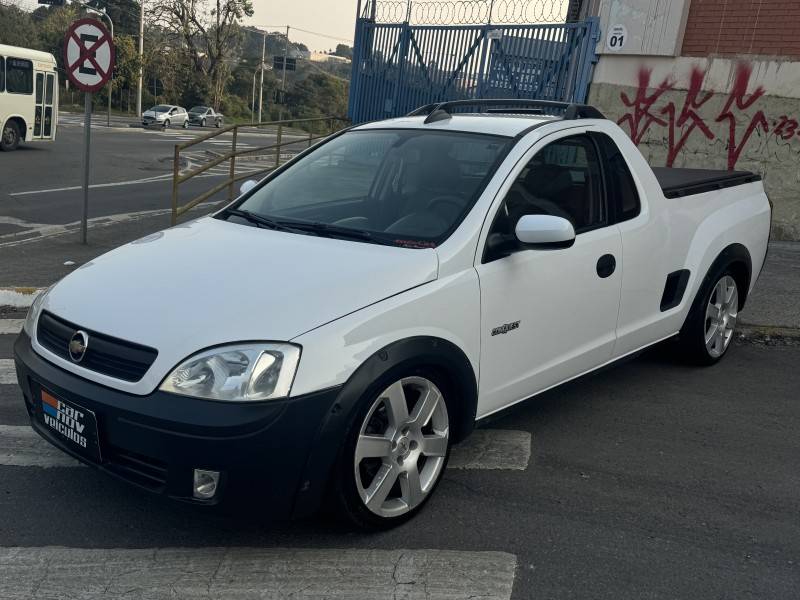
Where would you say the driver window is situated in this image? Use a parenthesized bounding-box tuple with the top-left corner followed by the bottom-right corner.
(490, 134, 605, 239)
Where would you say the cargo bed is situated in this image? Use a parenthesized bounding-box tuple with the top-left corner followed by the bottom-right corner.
(652, 167, 761, 199)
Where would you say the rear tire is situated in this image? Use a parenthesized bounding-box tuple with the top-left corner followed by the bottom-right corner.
(182, 119, 189, 129)
(676, 265, 740, 365)
(1, 121, 21, 151)
(332, 368, 452, 530)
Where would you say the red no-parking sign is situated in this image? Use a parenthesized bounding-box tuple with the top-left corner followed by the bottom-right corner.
(64, 17, 116, 244)
(63, 18, 115, 93)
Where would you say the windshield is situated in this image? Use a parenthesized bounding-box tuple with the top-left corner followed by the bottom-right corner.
(150, 105, 171, 113)
(232, 129, 510, 247)
(189, 106, 208, 113)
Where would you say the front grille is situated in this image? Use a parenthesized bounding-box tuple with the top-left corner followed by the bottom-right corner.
(37, 311, 158, 382)
(105, 446, 168, 492)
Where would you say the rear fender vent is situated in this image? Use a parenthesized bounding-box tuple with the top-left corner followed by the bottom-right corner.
(660, 269, 691, 312)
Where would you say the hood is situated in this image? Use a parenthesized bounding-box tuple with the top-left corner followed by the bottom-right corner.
(38, 217, 439, 394)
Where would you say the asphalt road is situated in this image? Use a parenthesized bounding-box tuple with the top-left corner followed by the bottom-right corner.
(0, 115, 311, 235)
(0, 327, 798, 598)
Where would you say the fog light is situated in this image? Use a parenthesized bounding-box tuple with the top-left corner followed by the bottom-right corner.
(193, 469, 220, 499)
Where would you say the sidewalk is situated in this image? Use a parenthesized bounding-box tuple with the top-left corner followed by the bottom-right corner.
(738, 242, 800, 341)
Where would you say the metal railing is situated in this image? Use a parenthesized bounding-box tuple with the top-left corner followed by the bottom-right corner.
(171, 117, 349, 225)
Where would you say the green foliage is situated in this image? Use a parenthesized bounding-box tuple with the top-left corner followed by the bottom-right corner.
(0, 5, 39, 47)
(334, 44, 353, 59)
(286, 73, 349, 120)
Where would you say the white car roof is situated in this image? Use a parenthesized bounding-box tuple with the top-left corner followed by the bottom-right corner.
(353, 114, 558, 138)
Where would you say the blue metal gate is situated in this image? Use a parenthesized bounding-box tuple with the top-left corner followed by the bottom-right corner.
(348, 2, 600, 123)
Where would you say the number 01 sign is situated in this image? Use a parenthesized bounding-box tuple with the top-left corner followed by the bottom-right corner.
(606, 24, 627, 52)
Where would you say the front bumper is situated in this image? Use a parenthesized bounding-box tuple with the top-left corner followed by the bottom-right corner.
(13, 332, 342, 518)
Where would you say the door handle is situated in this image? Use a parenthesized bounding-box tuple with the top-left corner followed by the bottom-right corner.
(596, 254, 616, 278)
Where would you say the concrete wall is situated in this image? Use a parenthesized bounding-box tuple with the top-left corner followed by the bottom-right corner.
(589, 54, 800, 240)
(594, 0, 691, 56)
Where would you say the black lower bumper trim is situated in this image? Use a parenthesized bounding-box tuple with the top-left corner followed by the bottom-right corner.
(14, 331, 343, 517)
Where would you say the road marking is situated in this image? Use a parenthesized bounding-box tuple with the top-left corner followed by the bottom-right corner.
(0, 319, 23, 334)
(8, 173, 175, 196)
(0, 425, 82, 468)
(449, 429, 532, 470)
(0, 360, 17, 385)
(0, 288, 43, 308)
(0, 423, 530, 471)
(0, 547, 517, 599)
(0, 203, 215, 249)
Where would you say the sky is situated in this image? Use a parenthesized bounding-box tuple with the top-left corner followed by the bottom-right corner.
(247, 0, 360, 52)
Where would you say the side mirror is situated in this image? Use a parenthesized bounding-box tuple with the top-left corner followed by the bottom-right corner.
(239, 180, 258, 196)
(515, 215, 575, 249)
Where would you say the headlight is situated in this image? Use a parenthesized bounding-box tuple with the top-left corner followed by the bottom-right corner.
(159, 343, 301, 401)
(22, 288, 48, 337)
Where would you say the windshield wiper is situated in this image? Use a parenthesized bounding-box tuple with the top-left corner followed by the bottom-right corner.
(223, 209, 299, 233)
(275, 220, 395, 246)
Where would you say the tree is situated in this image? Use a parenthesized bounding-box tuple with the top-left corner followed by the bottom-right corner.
(333, 44, 353, 59)
(149, 0, 254, 109)
(0, 4, 40, 48)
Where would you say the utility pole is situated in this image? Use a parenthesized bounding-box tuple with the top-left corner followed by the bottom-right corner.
(251, 70, 257, 122)
(136, 0, 144, 117)
(101, 10, 114, 127)
(278, 25, 289, 121)
(257, 28, 266, 123)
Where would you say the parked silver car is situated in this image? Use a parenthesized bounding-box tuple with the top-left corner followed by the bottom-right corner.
(142, 105, 189, 129)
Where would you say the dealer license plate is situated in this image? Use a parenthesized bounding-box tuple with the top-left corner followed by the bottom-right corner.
(38, 388, 101, 463)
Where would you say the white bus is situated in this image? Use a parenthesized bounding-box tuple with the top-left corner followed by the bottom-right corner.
(0, 44, 58, 152)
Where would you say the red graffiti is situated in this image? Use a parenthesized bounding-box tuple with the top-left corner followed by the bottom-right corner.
(618, 63, 788, 170)
(772, 116, 799, 140)
(714, 64, 769, 170)
(659, 67, 716, 167)
(618, 69, 672, 145)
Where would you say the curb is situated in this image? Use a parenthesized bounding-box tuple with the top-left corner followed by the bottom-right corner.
(0, 288, 44, 310)
(737, 324, 800, 345)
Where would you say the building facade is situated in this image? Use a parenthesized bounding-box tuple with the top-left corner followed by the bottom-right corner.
(578, 0, 800, 240)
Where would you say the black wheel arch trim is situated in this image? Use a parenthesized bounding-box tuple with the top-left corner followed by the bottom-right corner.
(710, 243, 753, 309)
(685, 243, 752, 328)
(291, 335, 478, 518)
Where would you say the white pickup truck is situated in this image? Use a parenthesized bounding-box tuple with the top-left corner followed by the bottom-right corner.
(14, 100, 771, 529)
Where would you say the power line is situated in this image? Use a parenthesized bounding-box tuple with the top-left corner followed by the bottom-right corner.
(250, 24, 353, 44)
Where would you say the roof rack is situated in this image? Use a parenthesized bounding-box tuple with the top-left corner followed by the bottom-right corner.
(407, 99, 606, 124)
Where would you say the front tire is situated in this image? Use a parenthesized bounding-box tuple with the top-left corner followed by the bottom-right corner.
(1, 121, 21, 151)
(200, 118, 206, 127)
(678, 268, 740, 365)
(163, 119, 170, 129)
(333, 370, 452, 529)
